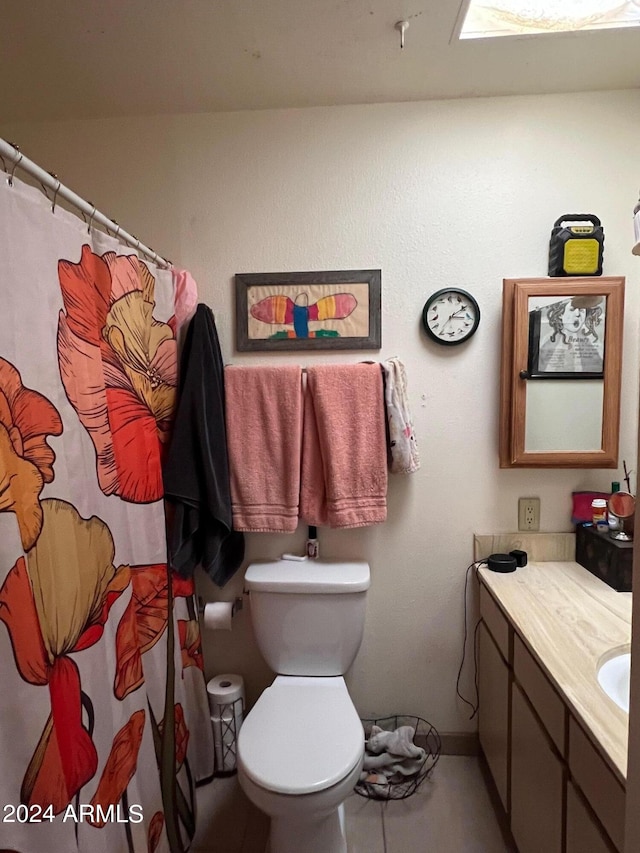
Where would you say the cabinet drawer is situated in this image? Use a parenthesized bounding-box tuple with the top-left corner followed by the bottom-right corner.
(514, 634, 566, 755)
(510, 682, 563, 853)
(566, 780, 616, 853)
(480, 584, 510, 662)
(569, 717, 625, 852)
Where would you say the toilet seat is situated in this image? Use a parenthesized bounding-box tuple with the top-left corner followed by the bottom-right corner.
(238, 676, 364, 796)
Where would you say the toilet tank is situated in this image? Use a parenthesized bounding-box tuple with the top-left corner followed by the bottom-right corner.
(244, 560, 370, 676)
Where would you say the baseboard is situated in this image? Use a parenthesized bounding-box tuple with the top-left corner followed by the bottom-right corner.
(438, 732, 479, 755)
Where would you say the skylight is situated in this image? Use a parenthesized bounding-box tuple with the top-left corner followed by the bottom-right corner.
(458, 0, 640, 39)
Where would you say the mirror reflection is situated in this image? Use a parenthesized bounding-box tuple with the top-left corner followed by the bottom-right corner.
(527, 294, 606, 377)
(609, 491, 635, 541)
(525, 294, 606, 453)
(525, 380, 603, 452)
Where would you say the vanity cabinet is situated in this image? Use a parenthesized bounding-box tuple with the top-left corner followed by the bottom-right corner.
(513, 634, 565, 753)
(566, 780, 617, 853)
(478, 581, 623, 852)
(568, 717, 625, 852)
(510, 682, 564, 853)
(478, 622, 510, 811)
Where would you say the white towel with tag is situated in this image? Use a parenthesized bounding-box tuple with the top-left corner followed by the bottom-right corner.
(382, 358, 420, 474)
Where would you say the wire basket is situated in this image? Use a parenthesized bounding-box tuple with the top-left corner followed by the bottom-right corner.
(354, 715, 441, 801)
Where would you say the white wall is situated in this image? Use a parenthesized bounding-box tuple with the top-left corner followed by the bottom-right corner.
(3, 90, 639, 734)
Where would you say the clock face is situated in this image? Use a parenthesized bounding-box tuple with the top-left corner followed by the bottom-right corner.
(422, 288, 480, 346)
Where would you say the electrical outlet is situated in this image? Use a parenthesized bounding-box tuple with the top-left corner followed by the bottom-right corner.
(518, 497, 540, 531)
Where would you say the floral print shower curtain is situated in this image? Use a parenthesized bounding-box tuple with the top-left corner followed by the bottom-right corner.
(0, 174, 213, 853)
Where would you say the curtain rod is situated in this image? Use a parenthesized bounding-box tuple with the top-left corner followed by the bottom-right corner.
(0, 138, 171, 269)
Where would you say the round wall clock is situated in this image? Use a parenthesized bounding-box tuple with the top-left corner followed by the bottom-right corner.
(422, 288, 481, 346)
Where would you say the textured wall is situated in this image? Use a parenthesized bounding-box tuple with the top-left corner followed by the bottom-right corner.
(3, 90, 639, 733)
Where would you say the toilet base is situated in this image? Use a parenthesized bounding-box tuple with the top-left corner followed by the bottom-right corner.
(238, 711, 363, 853)
(268, 802, 346, 853)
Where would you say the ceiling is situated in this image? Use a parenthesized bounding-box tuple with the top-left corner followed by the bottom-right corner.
(1, 0, 639, 122)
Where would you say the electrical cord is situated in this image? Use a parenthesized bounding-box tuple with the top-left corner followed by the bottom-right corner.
(455, 559, 487, 719)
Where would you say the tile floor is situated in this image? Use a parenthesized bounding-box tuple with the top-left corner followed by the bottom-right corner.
(193, 756, 515, 852)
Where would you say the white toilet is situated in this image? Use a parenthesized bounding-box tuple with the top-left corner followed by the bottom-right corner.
(238, 559, 370, 853)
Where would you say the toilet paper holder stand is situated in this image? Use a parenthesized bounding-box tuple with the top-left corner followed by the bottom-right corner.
(197, 595, 244, 618)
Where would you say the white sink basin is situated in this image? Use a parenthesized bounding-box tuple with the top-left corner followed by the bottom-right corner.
(597, 651, 631, 713)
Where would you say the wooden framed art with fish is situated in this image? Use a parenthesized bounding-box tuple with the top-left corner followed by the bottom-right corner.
(235, 269, 381, 351)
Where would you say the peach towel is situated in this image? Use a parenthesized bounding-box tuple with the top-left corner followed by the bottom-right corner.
(171, 268, 198, 332)
(300, 363, 387, 528)
(225, 365, 303, 532)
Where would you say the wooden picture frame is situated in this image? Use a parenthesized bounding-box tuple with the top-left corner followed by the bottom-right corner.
(235, 269, 381, 351)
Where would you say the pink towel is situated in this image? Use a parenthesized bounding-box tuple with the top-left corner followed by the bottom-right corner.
(225, 365, 303, 532)
(171, 268, 198, 332)
(300, 364, 387, 528)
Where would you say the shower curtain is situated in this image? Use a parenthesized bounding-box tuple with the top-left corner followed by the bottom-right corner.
(0, 174, 213, 853)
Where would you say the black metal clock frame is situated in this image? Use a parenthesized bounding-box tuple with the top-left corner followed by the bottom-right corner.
(421, 288, 481, 346)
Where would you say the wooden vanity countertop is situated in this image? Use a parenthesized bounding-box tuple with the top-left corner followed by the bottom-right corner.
(478, 560, 631, 783)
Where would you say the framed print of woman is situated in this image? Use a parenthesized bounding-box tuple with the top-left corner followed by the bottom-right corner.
(529, 294, 606, 376)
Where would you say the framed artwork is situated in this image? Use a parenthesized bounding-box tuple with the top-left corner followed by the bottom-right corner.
(527, 293, 606, 379)
(235, 269, 381, 351)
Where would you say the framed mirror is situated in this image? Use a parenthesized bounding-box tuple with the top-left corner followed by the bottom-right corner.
(499, 276, 625, 468)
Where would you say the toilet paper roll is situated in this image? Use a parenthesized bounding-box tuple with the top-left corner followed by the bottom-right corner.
(207, 673, 245, 714)
(207, 674, 245, 773)
(203, 601, 234, 631)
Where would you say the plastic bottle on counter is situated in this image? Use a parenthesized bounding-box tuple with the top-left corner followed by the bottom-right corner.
(608, 482, 621, 532)
(306, 525, 319, 559)
(591, 498, 608, 532)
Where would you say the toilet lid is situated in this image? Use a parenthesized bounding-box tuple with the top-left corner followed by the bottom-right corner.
(238, 676, 364, 795)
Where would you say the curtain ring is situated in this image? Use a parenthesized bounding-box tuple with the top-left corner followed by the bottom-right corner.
(86, 202, 96, 233)
(48, 173, 60, 214)
(7, 146, 22, 187)
(107, 219, 120, 240)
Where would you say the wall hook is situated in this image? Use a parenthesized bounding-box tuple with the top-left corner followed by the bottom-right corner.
(395, 20, 409, 49)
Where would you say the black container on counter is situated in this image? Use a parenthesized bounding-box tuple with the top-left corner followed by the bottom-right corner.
(575, 523, 633, 592)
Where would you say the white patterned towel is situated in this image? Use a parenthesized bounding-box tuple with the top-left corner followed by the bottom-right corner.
(381, 357, 420, 474)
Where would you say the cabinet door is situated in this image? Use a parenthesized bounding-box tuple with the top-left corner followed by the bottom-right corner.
(478, 621, 510, 810)
(566, 780, 616, 853)
(568, 717, 625, 852)
(499, 276, 624, 468)
(510, 682, 563, 853)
